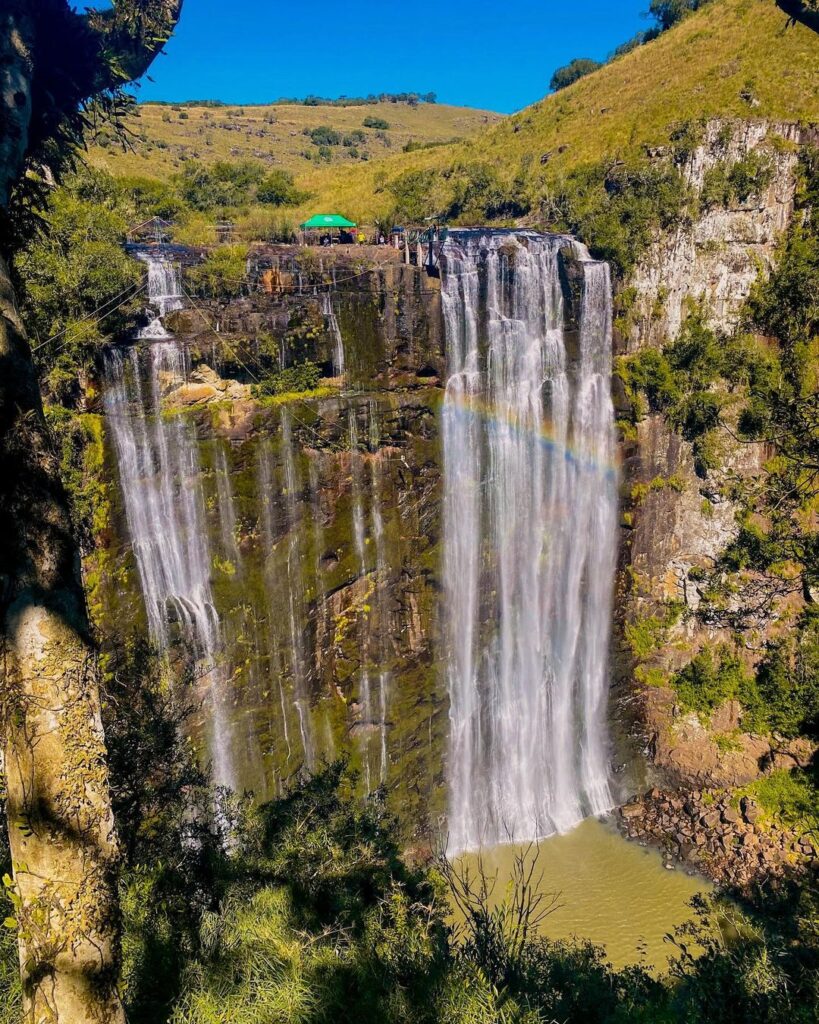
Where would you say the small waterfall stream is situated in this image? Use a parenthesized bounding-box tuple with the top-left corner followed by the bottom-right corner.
(104, 252, 235, 786)
(136, 252, 184, 338)
(321, 292, 346, 377)
(104, 341, 235, 787)
(441, 230, 617, 853)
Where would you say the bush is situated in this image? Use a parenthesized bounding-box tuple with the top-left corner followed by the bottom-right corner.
(363, 116, 390, 130)
(701, 151, 775, 209)
(308, 125, 341, 147)
(256, 168, 306, 206)
(186, 244, 249, 297)
(671, 646, 765, 727)
(549, 58, 603, 92)
(175, 160, 266, 211)
(251, 360, 323, 398)
(755, 609, 819, 738)
(557, 158, 691, 278)
(648, 0, 712, 31)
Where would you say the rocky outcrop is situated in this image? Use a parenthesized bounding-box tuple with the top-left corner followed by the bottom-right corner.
(618, 785, 816, 893)
(625, 120, 809, 343)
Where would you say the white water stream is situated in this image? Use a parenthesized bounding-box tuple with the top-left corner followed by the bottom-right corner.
(441, 230, 617, 853)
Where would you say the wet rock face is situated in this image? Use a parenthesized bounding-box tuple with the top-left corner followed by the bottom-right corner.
(96, 252, 450, 834)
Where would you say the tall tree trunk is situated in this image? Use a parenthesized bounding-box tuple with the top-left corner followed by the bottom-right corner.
(0, 255, 125, 1022)
(0, 4, 183, 1020)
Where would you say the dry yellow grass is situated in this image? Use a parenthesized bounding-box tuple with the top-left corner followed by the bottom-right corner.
(293, 0, 819, 223)
(88, 100, 502, 182)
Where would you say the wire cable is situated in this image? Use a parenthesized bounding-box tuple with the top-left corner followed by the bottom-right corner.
(33, 281, 147, 353)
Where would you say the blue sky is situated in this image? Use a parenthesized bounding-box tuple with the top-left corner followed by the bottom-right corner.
(133, 0, 649, 114)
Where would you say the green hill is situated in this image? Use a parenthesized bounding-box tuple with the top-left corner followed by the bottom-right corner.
(296, 0, 818, 223)
(87, 99, 503, 181)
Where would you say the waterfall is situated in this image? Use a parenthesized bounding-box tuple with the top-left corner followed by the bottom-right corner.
(103, 342, 234, 788)
(441, 230, 617, 853)
(136, 251, 183, 338)
(348, 409, 373, 792)
(281, 409, 315, 769)
(369, 402, 391, 785)
(214, 443, 242, 566)
(321, 292, 345, 377)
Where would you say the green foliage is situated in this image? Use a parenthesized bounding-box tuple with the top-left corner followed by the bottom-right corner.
(44, 409, 109, 552)
(712, 150, 819, 605)
(187, 245, 249, 298)
(617, 305, 778, 475)
(175, 160, 266, 211)
(100, 637, 232, 1023)
(549, 58, 603, 92)
(387, 169, 437, 222)
(617, 348, 681, 417)
(701, 150, 775, 209)
(117, 174, 186, 220)
(13, 167, 143, 397)
(307, 125, 342, 147)
(625, 602, 683, 661)
(739, 768, 819, 838)
(0, 835, 21, 1023)
(556, 158, 692, 278)
(648, 0, 713, 31)
(251, 361, 323, 399)
(671, 646, 766, 728)
(755, 609, 819, 738)
(445, 162, 528, 221)
(255, 169, 307, 207)
(363, 116, 390, 130)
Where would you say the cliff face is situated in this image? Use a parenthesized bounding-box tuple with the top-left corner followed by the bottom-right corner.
(613, 120, 817, 885)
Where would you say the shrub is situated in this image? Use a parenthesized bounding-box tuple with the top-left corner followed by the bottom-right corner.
(648, 0, 712, 32)
(363, 116, 390, 130)
(251, 360, 323, 398)
(671, 646, 765, 728)
(256, 169, 306, 206)
(308, 125, 341, 147)
(186, 244, 249, 297)
(701, 151, 775, 209)
(557, 158, 691, 278)
(755, 609, 819, 738)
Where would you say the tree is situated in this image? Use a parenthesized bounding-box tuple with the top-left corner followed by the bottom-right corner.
(256, 168, 305, 207)
(647, 0, 710, 32)
(549, 57, 603, 92)
(0, 4, 184, 1022)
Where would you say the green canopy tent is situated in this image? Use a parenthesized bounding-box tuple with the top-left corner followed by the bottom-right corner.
(300, 213, 358, 244)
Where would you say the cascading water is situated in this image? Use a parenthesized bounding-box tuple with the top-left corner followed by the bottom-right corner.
(103, 251, 235, 787)
(368, 402, 391, 785)
(281, 409, 315, 769)
(135, 251, 183, 338)
(441, 230, 617, 853)
(103, 340, 235, 788)
(321, 291, 346, 377)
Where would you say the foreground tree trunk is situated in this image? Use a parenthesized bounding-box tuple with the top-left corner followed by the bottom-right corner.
(0, 256, 124, 1022)
(1, 4, 183, 1020)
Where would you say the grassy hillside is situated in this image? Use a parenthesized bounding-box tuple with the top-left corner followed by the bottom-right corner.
(88, 100, 502, 181)
(295, 0, 819, 222)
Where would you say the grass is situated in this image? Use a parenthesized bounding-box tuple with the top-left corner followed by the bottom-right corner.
(735, 768, 819, 842)
(88, 101, 502, 183)
(290, 0, 819, 222)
